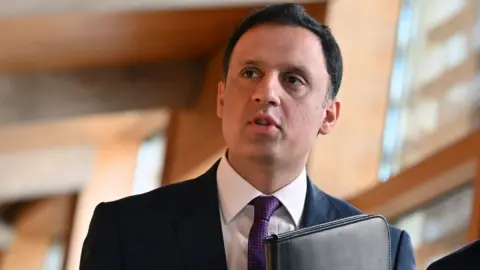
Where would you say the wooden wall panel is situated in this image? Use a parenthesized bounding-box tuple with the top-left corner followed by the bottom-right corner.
(307, 0, 401, 199)
(162, 50, 225, 185)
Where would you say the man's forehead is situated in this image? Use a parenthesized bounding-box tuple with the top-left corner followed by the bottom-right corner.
(230, 24, 325, 68)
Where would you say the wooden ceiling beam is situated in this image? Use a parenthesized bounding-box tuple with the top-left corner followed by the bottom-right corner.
(0, 109, 169, 154)
(0, 7, 258, 72)
(0, 4, 326, 72)
(0, 0, 324, 18)
(0, 61, 198, 126)
(349, 129, 480, 220)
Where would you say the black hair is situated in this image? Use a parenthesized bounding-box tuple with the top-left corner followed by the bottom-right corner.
(222, 3, 343, 99)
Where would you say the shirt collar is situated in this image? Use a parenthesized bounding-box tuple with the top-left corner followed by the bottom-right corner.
(217, 153, 307, 227)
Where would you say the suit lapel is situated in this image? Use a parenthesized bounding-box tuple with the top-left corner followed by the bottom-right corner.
(301, 177, 340, 227)
(174, 161, 228, 270)
(172, 166, 340, 268)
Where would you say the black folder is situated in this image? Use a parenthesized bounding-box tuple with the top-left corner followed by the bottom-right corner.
(264, 214, 391, 270)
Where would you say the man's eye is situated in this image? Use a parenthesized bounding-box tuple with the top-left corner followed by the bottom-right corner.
(242, 69, 260, 78)
(284, 74, 304, 85)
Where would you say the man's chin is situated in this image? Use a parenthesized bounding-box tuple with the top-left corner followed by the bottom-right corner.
(244, 147, 282, 164)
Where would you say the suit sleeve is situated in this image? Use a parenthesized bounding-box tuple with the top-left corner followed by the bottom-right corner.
(80, 202, 123, 270)
(394, 230, 417, 270)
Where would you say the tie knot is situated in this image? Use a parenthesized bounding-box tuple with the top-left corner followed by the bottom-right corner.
(251, 196, 281, 222)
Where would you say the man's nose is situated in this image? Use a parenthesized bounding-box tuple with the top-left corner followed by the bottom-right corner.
(251, 73, 281, 107)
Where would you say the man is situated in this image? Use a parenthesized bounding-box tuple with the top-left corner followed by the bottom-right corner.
(80, 3, 416, 270)
(427, 240, 479, 269)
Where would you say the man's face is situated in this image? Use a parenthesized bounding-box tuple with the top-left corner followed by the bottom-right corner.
(217, 24, 340, 163)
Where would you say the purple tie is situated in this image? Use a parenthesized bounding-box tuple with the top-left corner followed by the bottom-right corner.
(248, 196, 281, 270)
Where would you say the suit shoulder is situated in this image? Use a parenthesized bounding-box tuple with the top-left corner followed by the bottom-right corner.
(324, 193, 407, 239)
(324, 193, 364, 217)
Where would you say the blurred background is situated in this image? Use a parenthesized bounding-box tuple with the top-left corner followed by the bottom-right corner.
(0, 0, 478, 269)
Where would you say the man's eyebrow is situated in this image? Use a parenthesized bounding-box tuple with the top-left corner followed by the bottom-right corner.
(285, 64, 308, 74)
(284, 64, 312, 79)
(242, 60, 264, 66)
(243, 60, 308, 72)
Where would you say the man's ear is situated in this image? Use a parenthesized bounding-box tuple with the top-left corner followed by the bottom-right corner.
(318, 99, 341, 135)
(217, 81, 226, 119)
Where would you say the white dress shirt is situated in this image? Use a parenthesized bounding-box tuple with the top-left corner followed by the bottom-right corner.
(216, 155, 307, 270)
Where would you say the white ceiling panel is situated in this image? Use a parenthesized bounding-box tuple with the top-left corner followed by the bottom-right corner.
(0, 145, 95, 202)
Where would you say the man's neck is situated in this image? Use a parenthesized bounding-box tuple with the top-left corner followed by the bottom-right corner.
(226, 151, 306, 194)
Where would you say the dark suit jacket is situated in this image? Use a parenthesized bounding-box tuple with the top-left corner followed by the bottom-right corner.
(80, 161, 416, 270)
(427, 240, 479, 270)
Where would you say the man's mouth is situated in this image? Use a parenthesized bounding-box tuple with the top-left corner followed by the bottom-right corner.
(248, 114, 280, 132)
(253, 119, 272, 126)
